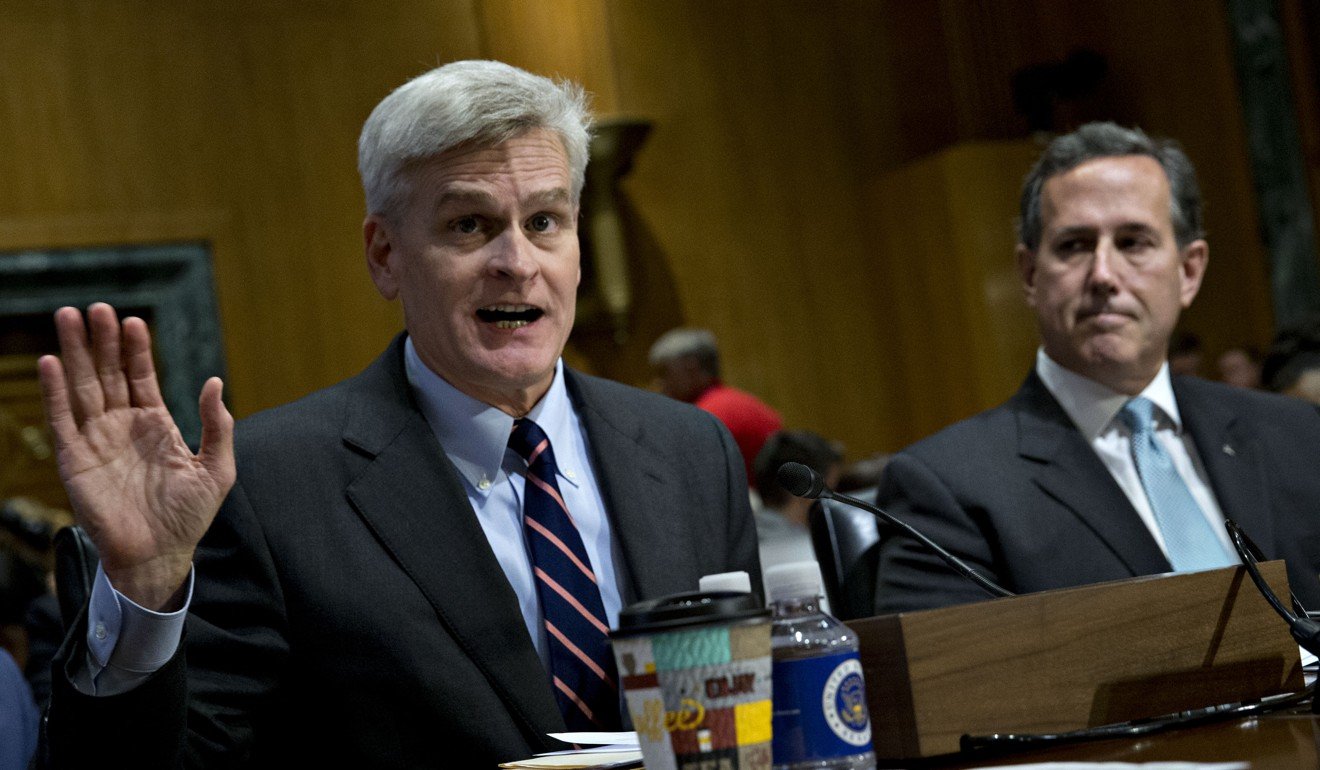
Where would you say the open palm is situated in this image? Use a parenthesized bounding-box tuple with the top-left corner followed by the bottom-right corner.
(38, 303, 234, 610)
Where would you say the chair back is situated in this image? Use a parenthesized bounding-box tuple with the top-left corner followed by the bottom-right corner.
(53, 526, 99, 630)
(808, 492, 882, 621)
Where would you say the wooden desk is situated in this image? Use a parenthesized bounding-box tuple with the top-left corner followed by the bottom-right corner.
(926, 706, 1320, 769)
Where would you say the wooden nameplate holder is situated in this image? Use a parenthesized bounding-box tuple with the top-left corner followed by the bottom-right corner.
(851, 562, 1304, 761)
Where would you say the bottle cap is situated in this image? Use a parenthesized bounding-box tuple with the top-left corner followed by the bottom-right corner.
(698, 570, 752, 594)
(763, 560, 824, 604)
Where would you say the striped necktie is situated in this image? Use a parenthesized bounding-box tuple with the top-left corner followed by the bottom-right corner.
(508, 418, 621, 730)
(1118, 397, 1235, 572)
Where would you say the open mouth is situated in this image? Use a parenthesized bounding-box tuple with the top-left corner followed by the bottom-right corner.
(476, 304, 544, 329)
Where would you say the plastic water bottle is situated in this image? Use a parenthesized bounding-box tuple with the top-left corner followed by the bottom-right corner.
(765, 561, 876, 770)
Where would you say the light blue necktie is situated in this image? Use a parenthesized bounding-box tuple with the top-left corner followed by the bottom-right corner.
(1118, 397, 1235, 572)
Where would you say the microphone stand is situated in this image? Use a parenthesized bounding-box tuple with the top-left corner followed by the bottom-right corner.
(821, 488, 1014, 599)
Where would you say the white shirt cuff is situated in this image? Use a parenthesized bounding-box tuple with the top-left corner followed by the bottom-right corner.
(87, 562, 192, 673)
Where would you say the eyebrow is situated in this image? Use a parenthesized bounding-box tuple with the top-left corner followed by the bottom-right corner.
(435, 186, 573, 208)
(1049, 222, 1161, 239)
(1048, 226, 1097, 241)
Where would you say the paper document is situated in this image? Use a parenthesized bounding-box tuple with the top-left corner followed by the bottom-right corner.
(498, 732, 643, 769)
(497, 751, 642, 769)
(545, 731, 639, 747)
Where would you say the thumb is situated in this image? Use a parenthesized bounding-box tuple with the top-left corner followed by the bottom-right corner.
(197, 377, 236, 487)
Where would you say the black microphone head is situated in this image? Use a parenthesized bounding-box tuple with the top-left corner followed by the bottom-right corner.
(777, 462, 827, 500)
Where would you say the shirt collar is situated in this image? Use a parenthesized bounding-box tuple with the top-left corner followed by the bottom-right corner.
(1035, 348, 1183, 440)
(404, 336, 578, 497)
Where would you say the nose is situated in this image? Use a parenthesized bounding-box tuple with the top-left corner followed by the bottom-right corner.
(1087, 240, 1120, 293)
(488, 228, 539, 281)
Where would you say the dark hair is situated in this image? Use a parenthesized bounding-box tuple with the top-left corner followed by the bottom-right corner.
(1018, 122, 1204, 251)
(1261, 315, 1320, 392)
(754, 430, 843, 508)
(1168, 330, 1203, 356)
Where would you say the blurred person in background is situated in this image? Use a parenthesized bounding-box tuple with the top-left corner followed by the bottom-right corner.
(0, 646, 37, 770)
(649, 327, 783, 487)
(1167, 330, 1204, 377)
(835, 452, 893, 498)
(1262, 315, 1320, 405)
(1216, 345, 1261, 389)
(752, 430, 844, 573)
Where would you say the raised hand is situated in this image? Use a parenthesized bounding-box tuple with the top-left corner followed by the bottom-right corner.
(37, 303, 235, 611)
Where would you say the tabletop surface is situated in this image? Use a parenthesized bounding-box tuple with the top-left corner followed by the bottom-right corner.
(923, 705, 1320, 770)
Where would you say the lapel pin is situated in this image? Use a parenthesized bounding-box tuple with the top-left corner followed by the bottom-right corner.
(1222, 444, 1236, 457)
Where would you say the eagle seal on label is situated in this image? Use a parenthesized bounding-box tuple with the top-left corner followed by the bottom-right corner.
(821, 658, 871, 746)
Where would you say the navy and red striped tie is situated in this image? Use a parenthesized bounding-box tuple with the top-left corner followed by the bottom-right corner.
(509, 418, 621, 730)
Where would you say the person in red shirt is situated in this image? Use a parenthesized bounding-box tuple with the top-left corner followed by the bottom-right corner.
(649, 328, 783, 486)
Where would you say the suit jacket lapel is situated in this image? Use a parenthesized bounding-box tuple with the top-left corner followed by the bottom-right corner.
(339, 337, 564, 748)
(566, 371, 699, 604)
(1175, 378, 1275, 548)
(1014, 372, 1172, 576)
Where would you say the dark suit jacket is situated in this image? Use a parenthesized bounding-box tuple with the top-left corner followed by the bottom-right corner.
(873, 371, 1320, 614)
(45, 336, 760, 768)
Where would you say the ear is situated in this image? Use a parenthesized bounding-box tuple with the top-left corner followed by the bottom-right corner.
(364, 214, 400, 301)
(1016, 244, 1039, 306)
(572, 206, 583, 288)
(1178, 239, 1208, 308)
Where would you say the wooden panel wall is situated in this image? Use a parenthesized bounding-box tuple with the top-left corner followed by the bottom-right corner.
(573, 0, 1277, 451)
(0, 0, 1290, 476)
(0, 1, 483, 421)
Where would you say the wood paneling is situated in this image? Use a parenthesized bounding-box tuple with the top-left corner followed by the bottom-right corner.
(585, 0, 1278, 453)
(0, 1, 483, 418)
(869, 142, 1044, 444)
(0, 355, 64, 508)
(0, 0, 1291, 463)
(597, 1, 908, 452)
(1282, 0, 1320, 292)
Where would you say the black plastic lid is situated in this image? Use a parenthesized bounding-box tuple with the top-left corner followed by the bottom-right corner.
(612, 590, 770, 638)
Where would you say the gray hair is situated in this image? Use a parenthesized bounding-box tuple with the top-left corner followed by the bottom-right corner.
(648, 328, 721, 377)
(357, 60, 593, 219)
(1017, 122, 1204, 251)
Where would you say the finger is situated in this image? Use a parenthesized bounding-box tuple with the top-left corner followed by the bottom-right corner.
(87, 303, 131, 410)
(53, 306, 103, 423)
(122, 316, 166, 409)
(36, 354, 80, 453)
(197, 377, 236, 489)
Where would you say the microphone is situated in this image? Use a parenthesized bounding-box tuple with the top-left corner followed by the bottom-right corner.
(777, 461, 1014, 599)
(1224, 518, 1320, 659)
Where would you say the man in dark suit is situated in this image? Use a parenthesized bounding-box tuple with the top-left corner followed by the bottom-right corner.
(874, 122, 1320, 615)
(37, 60, 759, 767)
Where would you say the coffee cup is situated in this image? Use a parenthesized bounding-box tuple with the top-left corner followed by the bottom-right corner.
(611, 591, 772, 770)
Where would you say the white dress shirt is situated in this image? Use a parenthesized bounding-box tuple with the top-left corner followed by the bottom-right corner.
(1034, 348, 1235, 560)
(79, 337, 625, 692)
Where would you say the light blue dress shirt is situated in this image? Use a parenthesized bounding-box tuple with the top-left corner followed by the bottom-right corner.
(80, 336, 625, 691)
(402, 337, 625, 664)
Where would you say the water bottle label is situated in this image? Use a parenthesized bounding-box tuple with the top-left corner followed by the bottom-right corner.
(771, 650, 872, 762)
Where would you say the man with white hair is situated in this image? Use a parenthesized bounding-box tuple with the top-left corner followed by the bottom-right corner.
(649, 327, 782, 486)
(39, 60, 759, 767)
